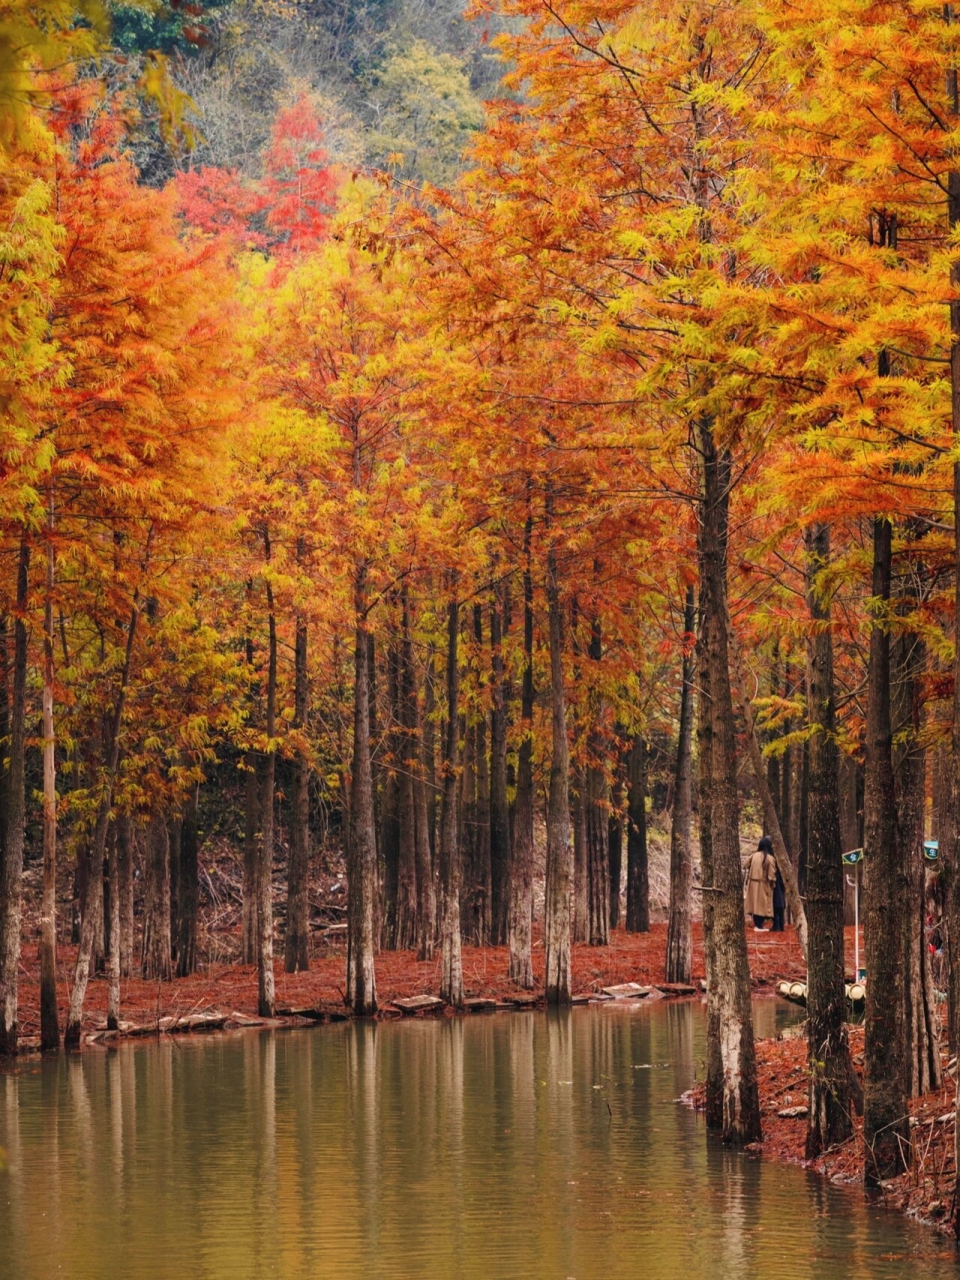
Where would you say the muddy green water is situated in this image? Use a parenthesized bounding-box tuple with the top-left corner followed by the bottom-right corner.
(1, 1000, 956, 1279)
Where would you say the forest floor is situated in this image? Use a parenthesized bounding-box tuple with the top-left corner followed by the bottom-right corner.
(688, 1021, 960, 1240)
(13, 919, 830, 1045)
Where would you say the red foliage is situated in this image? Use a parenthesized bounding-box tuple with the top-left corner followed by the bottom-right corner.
(264, 95, 336, 253)
(173, 165, 267, 246)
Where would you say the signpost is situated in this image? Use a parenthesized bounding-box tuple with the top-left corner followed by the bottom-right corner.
(842, 848, 864, 980)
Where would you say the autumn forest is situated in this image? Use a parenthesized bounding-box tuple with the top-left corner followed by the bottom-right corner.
(4, 0, 960, 1262)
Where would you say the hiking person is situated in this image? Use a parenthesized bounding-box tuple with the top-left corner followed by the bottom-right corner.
(744, 835, 776, 931)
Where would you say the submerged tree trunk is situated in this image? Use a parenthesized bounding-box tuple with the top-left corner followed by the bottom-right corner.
(508, 518, 535, 989)
(803, 524, 858, 1160)
(0, 540, 29, 1055)
(285, 617, 311, 973)
(665, 585, 695, 984)
(696, 418, 761, 1146)
(346, 571, 378, 1017)
(40, 512, 59, 1052)
(862, 514, 908, 1184)
(544, 544, 572, 1006)
(439, 595, 464, 1007)
(625, 738, 649, 933)
(141, 817, 172, 980)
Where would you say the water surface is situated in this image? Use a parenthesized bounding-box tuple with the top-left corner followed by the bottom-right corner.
(1, 1000, 955, 1279)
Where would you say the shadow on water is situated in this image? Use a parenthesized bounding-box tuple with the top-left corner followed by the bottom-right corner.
(1, 1000, 956, 1280)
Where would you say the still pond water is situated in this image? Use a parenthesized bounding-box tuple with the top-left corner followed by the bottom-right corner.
(1, 1000, 957, 1280)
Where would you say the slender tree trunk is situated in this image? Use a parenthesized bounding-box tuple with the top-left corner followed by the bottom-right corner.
(285, 617, 311, 973)
(696, 417, 761, 1146)
(665, 585, 695, 984)
(626, 739, 649, 932)
(381, 635, 401, 947)
(572, 766, 588, 942)
(241, 629, 259, 967)
(862, 513, 908, 1183)
(609, 759, 624, 931)
(473, 604, 492, 943)
(168, 818, 181, 966)
(40, 509, 59, 1052)
(176, 786, 199, 978)
(414, 650, 436, 961)
(65, 579, 144, 1049)
(346, 569, 378, 1016)
(803, 524, 859, 1159)
(395, 592, 418, 952)
(585, 613, 609, 947)
(258, 573, 277, 1018)
(117, 814, 135, 978)
(489, 589, 511, 946)
(106, 823, 121, 1031)
(0, 539, 29, 1055)
(459, 713, 478, 941)
(893, 620, 940, 1099)
(141, 817, 172, 980)
(439, 595, 463, 1007)
(544, 543, 572, 1006)
(508, 516, 535, 989)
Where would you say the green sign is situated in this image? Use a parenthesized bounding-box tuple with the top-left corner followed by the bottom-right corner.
(842, 848, 863, 865)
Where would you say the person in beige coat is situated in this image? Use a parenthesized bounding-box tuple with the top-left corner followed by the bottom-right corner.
(744, 835, 776, 931)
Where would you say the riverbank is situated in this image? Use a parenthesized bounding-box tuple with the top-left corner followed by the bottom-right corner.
(690, 1023, 959, 1239)
(6, 921, 854, 1052)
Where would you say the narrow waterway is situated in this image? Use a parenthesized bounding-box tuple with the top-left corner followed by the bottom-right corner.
(0, 1000, 955, 1279)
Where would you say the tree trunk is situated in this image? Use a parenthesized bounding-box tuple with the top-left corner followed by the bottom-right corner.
(117, 814, 135, 979)
(459, 714, 478, 941)
(609, 762, 624, 931)
(439, 596, 464, 1007)
(626, 739, 649, 932)
(585, 614, 609, 947)
(381, 635, 401, 948)
(168, 818, 181, 966)
(346, 571, 378, 1017)
(242, 751, 259, 966)
(508, 518, 535, 989)
(803, 523, 859, 1160)
(665, 584, 695, 984)
(40, 511, 59, 1052)
(489, 589, 511, 946)
(141, 817, 172, 980)
(696, 417, 761, 1146)
(414, 649, 436, 961)
(395, 593, 418, 952)
(0, 539, 29, 1055)
(544, 543, 572, 1006)
(572, 766, 588, 942)
(257, 575, 277, 1018)
(893, 620, 940, 1099)
(176, 787, 199, 979)
(473, 604, 492, 943)
(285, 617, 311, 973)
(862, 513, 908, 1183)
(106, 823, 121, 1031)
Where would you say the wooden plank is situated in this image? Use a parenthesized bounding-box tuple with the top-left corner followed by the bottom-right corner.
(464, 997, 497, 1012)
(391, 995, 445, 1014)
(601, 983, 651, 1000)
